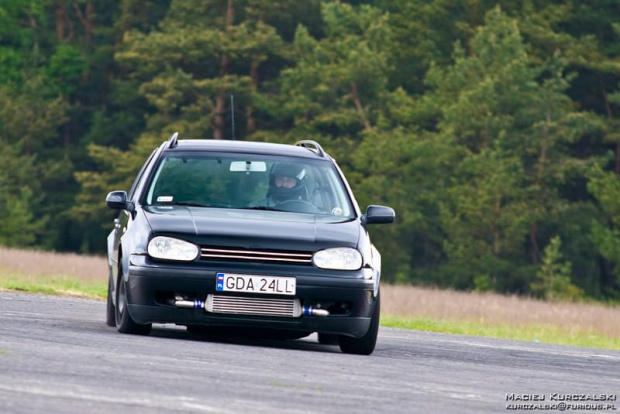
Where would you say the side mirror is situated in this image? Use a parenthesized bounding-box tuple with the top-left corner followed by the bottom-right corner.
(106, 191, 134, 212)
(364, 205, 395, 224)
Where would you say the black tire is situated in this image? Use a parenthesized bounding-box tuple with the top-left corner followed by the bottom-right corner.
(115, 273, 151, 335)
(339, 292, 380, 355)
(106, 276, 116, 327)
(317, 333, 339, 345)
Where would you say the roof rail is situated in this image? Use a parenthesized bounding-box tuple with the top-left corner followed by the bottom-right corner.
(295, 140, 325, 158)
(168, 132, 179, 149)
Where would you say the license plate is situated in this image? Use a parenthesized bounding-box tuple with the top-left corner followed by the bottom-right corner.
(215, 273, 296, 296)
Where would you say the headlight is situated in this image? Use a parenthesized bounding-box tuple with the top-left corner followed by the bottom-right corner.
(147, 236, 199, 261)
(313, 248, 362, 270)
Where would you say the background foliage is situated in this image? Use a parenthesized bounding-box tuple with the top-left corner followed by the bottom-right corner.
(2, 0, 620, 301)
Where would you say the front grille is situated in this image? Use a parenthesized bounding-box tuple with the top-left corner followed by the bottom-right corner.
(205, 294, 301, 317)
(200, 246, 313, 265)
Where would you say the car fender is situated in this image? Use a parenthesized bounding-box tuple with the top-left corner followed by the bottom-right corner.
(120, 208, 152, 284)
(106, 229, 117, 304)
(370, 244, 382, 296)
(357, 226, 381, 297)
(107, 229, 116, 271)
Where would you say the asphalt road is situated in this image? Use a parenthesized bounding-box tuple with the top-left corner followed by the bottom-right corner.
(0, 292, 618, 414)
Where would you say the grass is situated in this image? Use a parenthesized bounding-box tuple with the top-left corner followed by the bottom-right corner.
(0, 247, 106, 283)
(381, 284, 620, 351)
(0, 271, 107, 300)
(0, 246, 107, 300)
(382, 316, 620, 350)
(1, 246, 620, 350)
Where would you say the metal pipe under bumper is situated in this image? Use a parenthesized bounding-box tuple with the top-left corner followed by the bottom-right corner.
(302, 306, 330, 317)
(175, 300, 205, 310)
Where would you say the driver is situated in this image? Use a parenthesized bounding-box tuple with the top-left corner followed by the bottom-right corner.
(250, 163, 307, 208)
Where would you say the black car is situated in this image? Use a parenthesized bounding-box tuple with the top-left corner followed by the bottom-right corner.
(105, 134, 394, 355)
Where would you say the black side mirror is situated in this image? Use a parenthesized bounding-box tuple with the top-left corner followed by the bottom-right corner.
(106, 191, 134, 212)
(364, 205, 395, 224)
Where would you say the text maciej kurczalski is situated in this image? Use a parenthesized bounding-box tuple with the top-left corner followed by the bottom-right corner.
(506, 394, 617, 402)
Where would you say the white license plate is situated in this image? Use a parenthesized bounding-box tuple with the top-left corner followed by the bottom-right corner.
(215, 273, 296, 296)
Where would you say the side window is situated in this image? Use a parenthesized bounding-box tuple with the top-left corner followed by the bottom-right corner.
(128, 149, 158, 200)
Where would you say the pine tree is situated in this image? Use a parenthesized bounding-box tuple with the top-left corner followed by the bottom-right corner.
(426, 7, 597, 292)
(531, 236, 583, 301)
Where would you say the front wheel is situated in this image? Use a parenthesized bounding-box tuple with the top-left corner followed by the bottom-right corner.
(339, 292, 380, 355)
(115, 274, 151, 336)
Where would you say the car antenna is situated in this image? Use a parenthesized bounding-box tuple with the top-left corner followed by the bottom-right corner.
(230, 94, 236, 141)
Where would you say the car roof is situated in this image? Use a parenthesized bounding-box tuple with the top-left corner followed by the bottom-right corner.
(163, 139, 329, 160)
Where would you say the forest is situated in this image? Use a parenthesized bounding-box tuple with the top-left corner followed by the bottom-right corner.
(2, 0, 620, 301)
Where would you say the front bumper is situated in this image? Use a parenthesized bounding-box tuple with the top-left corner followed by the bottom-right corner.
(125, 255, 376, 338)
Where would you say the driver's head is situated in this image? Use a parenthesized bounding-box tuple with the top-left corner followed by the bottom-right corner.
(268, 163, 306, 202)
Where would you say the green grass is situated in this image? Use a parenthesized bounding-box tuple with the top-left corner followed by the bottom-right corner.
(0, 272, 106, 300)
(381, 316, 620, 351)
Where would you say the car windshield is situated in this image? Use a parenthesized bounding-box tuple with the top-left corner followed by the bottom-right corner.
(144, 152, 356, 219)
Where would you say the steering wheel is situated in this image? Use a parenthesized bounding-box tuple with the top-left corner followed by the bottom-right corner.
(274, 199, 320, 214)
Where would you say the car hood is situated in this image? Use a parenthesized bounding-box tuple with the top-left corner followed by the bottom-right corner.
(143, 206, 360, 251)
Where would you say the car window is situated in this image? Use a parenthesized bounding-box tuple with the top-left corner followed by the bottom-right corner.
(144, 153, 355, 219)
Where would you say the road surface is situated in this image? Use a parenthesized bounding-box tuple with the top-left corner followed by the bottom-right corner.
(0, 292, 618, 413)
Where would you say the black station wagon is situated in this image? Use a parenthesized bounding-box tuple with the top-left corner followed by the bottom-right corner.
(105, 134, 394, 355)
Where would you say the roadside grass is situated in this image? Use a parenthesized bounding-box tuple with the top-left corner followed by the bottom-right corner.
(381, 284, 620, 351)
(2, 246, 620, 351)
(381, 316, 620, 351)
(0, 271, 106, 300)
(0, 246, 107, 299)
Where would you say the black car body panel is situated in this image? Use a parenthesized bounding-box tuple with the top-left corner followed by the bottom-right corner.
(106, 138, 394, 352)
(143, 206, 360, 250)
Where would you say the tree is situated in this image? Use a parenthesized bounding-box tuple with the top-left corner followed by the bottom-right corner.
(0, 142, 46, 247)
(588, 165, 620, 298)
(277, 3, 392, 140)
(531, 236, 583, 301)
(115, 0, 285, 141)
(424, 7, 597, 292)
